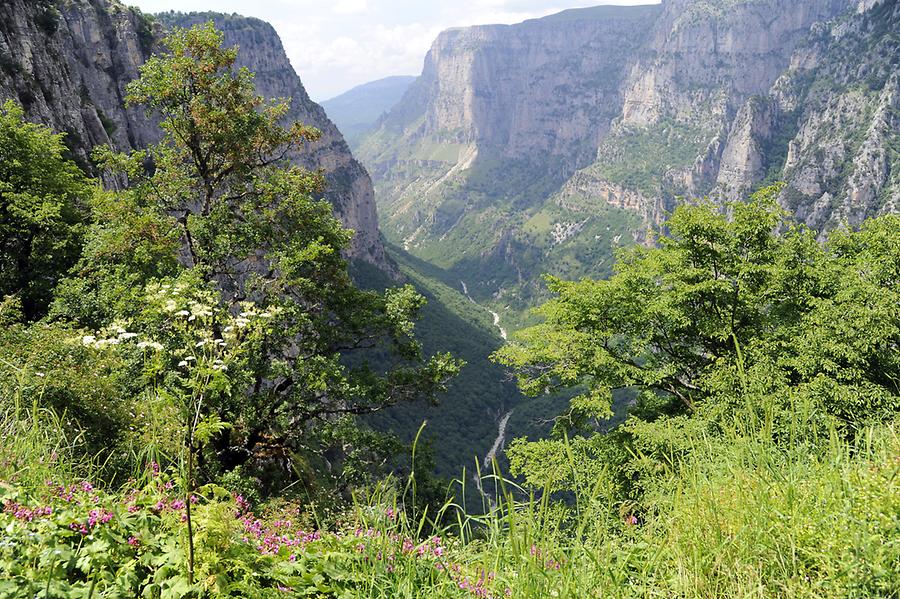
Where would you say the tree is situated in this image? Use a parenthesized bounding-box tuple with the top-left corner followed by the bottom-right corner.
(0, 101, 90, 319)
(52, 23, 461, 497)
(495, 187, 899, 496)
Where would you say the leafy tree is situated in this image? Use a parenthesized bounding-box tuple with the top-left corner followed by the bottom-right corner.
(495, 186, 899, 497)
(51, 23, 461, 496)
(0, 101, 90, 319)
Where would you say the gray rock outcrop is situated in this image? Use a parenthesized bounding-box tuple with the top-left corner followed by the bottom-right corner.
(357, 0, 897, 309)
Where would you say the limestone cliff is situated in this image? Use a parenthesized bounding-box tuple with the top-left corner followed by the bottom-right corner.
(0, 0, 158, 167)
(570, 0, 854, 224)
(393, 5, 663, 164)
(0, 0, 391, 271)
(718, 0, 900, 230)
(358, 5, 661, 307)
(620, 0, 850, 128)
(358, 0, 896, 322)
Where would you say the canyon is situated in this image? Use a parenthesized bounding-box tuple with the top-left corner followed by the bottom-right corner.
(358, 0, 899, 325)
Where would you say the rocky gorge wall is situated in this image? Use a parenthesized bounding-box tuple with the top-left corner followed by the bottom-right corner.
(372, 5, 662, 175)
(0, 0, 392, 271)
(358, 4, 666, 288)
(359, 0, 897, 307)
(716, 0, 900, 230)
(565, 0, 861, 228)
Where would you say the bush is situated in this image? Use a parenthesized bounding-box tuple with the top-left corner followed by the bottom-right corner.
(0, 101, 90, 319)
(35, 4, 61, 36)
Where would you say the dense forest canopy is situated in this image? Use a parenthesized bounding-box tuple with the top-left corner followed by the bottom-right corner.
(496, 187, 899, 497)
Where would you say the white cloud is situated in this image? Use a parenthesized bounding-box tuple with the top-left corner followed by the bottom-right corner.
(277, 18, 443, 99)
(129, 0, 660, 100)
(332, 0, 368, 15)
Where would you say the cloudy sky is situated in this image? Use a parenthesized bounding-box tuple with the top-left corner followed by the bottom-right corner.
(129, 0, 659, 101)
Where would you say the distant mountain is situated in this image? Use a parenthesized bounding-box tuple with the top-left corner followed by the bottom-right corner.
(322, 76, 416, 149)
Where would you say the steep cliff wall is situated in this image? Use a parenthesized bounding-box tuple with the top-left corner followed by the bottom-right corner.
(620, 0, 850, 128)
(357, 0, 897, 328)
(0, 0, 391, 271)
(0, 0, 158, 167)
(358, 5, 662, 311)
(716, 0, 900, 229)
(567, 0, 855, 225)
(398, 5, 663, 164)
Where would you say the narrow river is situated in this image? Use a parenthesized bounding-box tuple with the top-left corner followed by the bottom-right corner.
(460, 280, 514, 503)
(484, 410, 513, 469)
(460, 281, 507, 340)
(472, 409, 514, 508)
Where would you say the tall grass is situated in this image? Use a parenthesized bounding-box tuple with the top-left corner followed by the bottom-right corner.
(636, 422, 899, 597)
(0, 362, 88, 490)
(2, 362, 896, 597)
(345, 415, 899, 598)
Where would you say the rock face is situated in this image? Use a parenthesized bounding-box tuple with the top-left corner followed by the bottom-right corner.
(556, 0, 860, 223)
(751, 0, 900, 230)
(358, 0, 897, 318)
(0, 0, 158, 167)
(404, 5, 664, 164)
(358, 5, 663, 313)
(619, 0, 849, 128)
(366, 5, 662, 182)
(0, 0, 392, 272)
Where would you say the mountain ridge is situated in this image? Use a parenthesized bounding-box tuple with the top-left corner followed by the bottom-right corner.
(322, 75, 416, 150)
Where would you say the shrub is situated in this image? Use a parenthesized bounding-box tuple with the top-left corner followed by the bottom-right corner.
(35, 4, 61, 36)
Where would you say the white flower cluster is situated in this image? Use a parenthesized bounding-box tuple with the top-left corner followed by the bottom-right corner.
(153, 282, 218, 323)
(81, 324, 164, 351)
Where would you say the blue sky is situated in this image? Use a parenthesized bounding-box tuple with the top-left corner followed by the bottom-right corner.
(129, 1, 660, 101)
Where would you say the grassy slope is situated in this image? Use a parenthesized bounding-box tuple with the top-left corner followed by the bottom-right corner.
(5, 398, 896, 597)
